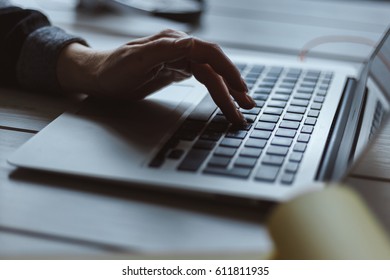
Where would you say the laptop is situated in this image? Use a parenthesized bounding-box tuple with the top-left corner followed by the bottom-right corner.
(8, 28, 390, 202)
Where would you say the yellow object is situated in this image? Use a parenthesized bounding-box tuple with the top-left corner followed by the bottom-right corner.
(268, 186, 390, 259)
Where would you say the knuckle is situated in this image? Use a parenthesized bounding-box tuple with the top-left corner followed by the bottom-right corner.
(210, 43, 222, 52)
(160, 28, 177, 36)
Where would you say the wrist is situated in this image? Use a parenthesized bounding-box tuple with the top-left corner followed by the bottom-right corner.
(57, 43, 101, 95)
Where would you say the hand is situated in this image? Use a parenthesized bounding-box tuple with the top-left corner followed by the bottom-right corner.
(57, 29, 255, 125)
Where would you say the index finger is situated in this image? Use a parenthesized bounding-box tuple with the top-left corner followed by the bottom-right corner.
(187, 38, 247, 93)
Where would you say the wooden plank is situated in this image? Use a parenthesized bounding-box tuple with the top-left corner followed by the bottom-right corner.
(0, 229, 104, 258)
(0, 88, 80, 132)
(0, 129, 272, 255)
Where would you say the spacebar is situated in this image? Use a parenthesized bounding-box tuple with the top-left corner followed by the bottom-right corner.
(187, 94, 217, 122)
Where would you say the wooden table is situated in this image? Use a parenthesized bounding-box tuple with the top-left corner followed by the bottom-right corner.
(1, 0, 390, 258)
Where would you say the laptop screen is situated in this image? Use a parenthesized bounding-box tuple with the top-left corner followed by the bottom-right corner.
(351, 27, 390, 170)
(370, 29, 390, 99)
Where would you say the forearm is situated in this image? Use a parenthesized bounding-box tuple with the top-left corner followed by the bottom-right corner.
(0, 3, 87, 93)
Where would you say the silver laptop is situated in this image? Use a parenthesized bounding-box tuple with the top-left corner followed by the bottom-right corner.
(8, 28, 390, 202)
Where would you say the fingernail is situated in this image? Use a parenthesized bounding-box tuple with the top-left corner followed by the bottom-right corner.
(237, 110, 247, 124)
(246, 95, 256, 107)
(175, 37, 193, 49)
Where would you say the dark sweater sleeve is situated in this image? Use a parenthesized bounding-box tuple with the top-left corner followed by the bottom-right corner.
(0, 5, 87, 93)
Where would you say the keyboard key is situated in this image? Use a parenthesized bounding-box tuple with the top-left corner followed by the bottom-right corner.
(297, 87, 314, 94)
(272, 94, 290, 101)
(303, 77, 318, 83)
(316, 90, 327, 97)
(300, 82, 316, 88)
(263, 77, 278, 83)
(307, 110, 320, 118)
(281, 173, 295, 185)
(279, 120, 300, 129)
(203, 166, 252, 179)
(194, 140, 216, 150)
(297, 134, 310, 143)
(207, 122, 229, 132)
(212, 115, 229, 123)
(178, 149, 209, 171)
(275, 88, 293, 95)
(268, 101, 287, 108)
(234, 157, 258, 168)
(245, 73, 258, 79)
(283, 113, 303, 122)
(201, 131, 222, 141)
(240, 107, 261, 115)
(255, 88, 272, 94)
(243, 114, 257, 123)
(287, 68, 302, 74)
(226, 130, 247, 139)
(301, 125, 314, 134)
(314, 96, 325, 103)
(214, 147, 237, 157)
(283, 78, 298, 83)
(255, 122, 276, 131)
(269, 66, 283, 74)
(311, 103, 322, 110)
(250, 130, 272, 139)
(262, 155, 285, 166)
(294, 93, 312, 100)
(287, 106, 306, 114)
(245, 138, 267, 149)
(290, 99, 309, 107)
(304, 117, 317, 126)
(240, 148, 262, 158)
(290, 152, 303, 162)
(271, 137, 293, 147)
(264, 107, 283, 115)
(259, 114, 280, 123)
(285, 162, 299, 173)
(176, 130, 198, 141)
(254, 100, 265, 108)
(259, 82, 275, 88)
(208, 156, 231, 168)
(220, 138, 242, 148)
(255, 165, 280, 182)
(267, 146, 289, 156)
(275, 128, 296, 138)
(279, 83, 295, 89)
(293, 143, 307, 152)
(168, 149, 184, 159)
(253, 94, 269, 100)
(250, 65, 265, 73)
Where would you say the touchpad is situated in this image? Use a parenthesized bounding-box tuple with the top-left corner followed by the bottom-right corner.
(72, 84, 196, 166)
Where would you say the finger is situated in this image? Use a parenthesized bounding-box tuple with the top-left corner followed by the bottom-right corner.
(192, 63, 246, 125)
(225, 82, 256, 109)
(141, 37, 250, 104)
(188, 39, 248, 94)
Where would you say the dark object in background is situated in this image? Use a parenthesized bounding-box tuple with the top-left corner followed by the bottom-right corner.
(78, 0, 204, 23)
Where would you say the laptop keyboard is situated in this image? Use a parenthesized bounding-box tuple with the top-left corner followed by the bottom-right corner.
(150, 63, 333, 185)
